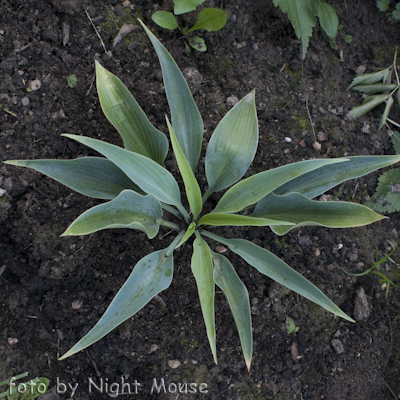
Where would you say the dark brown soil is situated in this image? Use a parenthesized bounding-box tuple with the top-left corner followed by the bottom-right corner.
(1, 0, 400, 399)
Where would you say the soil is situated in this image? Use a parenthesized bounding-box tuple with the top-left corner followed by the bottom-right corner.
(1, 0, 400, 399)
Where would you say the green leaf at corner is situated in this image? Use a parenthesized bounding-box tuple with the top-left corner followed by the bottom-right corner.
(152, 11, 179, 30)
(273, 0, 319, 59)
(317, 2, 338, 39)
(62, 190, 162, 239)
(390, 131, 400, 154)
(211, 251, 252, 371)
(95, 61, 168, 166)
(377, 0, 390, 12)
(347, 94, 390, 119)
(366, 168, 400, 213)
(187, 8, 228, 33)
(174, 0, 205, 15)
(188, 36, 207, 52)
(191, 231, 217, 364)
(379, 95, 394, 129)
(348, 68, 391, 89)
(59, 248, 174, 359)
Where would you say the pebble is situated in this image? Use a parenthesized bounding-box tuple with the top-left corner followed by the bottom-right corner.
(226, 95, 239, 107)
(353, 286, 371, 321)
(29, 79, 41, 91)
(284, 137, 292, 143)
(291, 342, 299, 359)
(215, 246, 227, 253)
(8, 337, 19, 345)
(317, 131, 326, 141)
(21, 96, 30, 106)
(0, 188, 6, 197)
(168, 360, 181, 369)
(148, 344, 158, 354)
(312, 141, 322, 150)
(252, 43, 259, 51)
(299, 139, 306, 148)
(331, 338, 344, 354)
(71, 299, 83, 309)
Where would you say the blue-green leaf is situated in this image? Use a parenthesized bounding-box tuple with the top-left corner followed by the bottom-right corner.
(211, 251, 252, 371)
(205, 91, 258, 198)
(3, 157, 141, 199)
(202, 231, 355, 323)
(95, 61, 168, 166)
(62, 190, 162, 239)
(274, 155, 400, 199)
(59, 248, 174, 359)
(253, 192, 385, 235)
(62, 134, 187, 218)
(191, 231, 217, 364)
(197, 213, 294, 227)
(139, 20, 203, 173)
(214, 158, 348, 213)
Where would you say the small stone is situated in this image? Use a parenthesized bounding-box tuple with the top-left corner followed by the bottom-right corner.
(299, 139, 306, 147)
(148, 344, 158, 354)
(0, 188, 6, 197)
(72, 299, 83, 310)
(21, 96, 30, 106)
(122, 0, 132, 7)
(312, 141, 322, 150)
(29, 79, 41, 91)
(353, 286, 371, 322)
(168, 360, 181, 369)
(361, 121, 370, 134)
(317, 131, 326, 141)
(251, 297, 259, 306)
(318, 107, 326, 115)
(226, 95, 239, 107)
(291, 342, 299, 359)
(284, 137, 292, 143)
(391, 229, 398, 238)
(8, 337, 18, 345)
(215, 246, 227, 253)
(298, 235, 312, 246)
(355, 65, 367, 75)
(252, 43, 259, 51)
(331, 338, 344, 354)
(315, 248, 321, 257)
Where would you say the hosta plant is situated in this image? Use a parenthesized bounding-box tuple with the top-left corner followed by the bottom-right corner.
(5, 22, 400, 370)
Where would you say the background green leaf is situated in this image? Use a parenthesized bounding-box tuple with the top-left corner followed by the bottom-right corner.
(212, 251, 252, 371)
(139, 20, 203, 173)
(366, 168, 400, 213)
(352, 83, 397, 94)
(347, 94, 390, 119)
(187, 8, 228, 33)
(96, 61, 168, 166)
(377, 0, 390, 12)
(188, 36, 207, 52)
(191, 232, 217, 364)
(152, 11, 179, 30)
(4, 157, 141, 199)
(273, 0, 319, 59)
(253, 192, 385, 235)
(60, 249, 174, 359)
(317, 2, 338, 39)
(62, 190, 162, 239)
(198, 212, 294, 227)
(348, 68, 391, 89)
(379, 95, 394, 129)
(174, 0, 205, 15)
(205, 91, 258, 198)
(390, 131, 400, 154)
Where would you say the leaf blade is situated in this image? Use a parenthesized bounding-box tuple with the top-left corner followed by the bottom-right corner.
(274, 155, 400, 199)
(348, 68, 391, 89)
(174, 0, 205, 15)
(139, 20, 203, 172)
(95, 61, 168, 165)
(62, 190, 162, 239)
(202, 231, 354, 322)
(62, 134, 183, 210)
(3, 157, 141, 199)
(197, 212, 294, 227)
(379, 95, 394, 129)
(151, 11, 179, 30)
(253, 192, 385, 235)
(347, 94, 390, 119)
(191, 232, 217, 364)
(59, 248, 174, 359)
(211, 251, 252, 371)
(317, 2, 338, 39)
(214, 158, 348, 213)
(205, 91, 258, 196)
(187, 8, 228, 33)
(166, 117, 202, 219)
